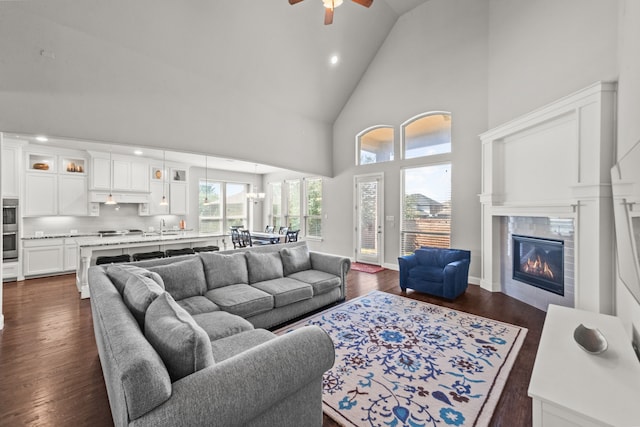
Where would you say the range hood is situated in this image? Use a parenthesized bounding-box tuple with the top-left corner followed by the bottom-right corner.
(89, 191, 150, 204)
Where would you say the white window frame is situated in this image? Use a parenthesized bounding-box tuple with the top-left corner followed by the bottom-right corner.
(303, 177, 323, 240)
(401, 111, 452, 160)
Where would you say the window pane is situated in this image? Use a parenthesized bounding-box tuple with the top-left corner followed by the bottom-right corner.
(270, 182, 282, 229)
(226, 183, 247, 229)
(305, 178, 322, 238)
(287, 180, 300, 230)
(401, 164, 451, 254)
(358, 126, 394, 165)
(404, 113, 451, 159)
(199, 180, 222, 233)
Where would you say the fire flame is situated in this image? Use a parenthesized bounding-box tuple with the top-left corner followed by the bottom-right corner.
(522, 255, 554, 279)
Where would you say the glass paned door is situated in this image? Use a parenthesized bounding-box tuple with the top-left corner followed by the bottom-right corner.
(355, 174, 383, 265)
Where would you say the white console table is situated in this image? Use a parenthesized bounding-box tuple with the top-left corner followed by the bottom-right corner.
(528, 305, 640, 426)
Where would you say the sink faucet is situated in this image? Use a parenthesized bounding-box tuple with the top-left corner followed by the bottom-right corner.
(160, 219, 166, 235)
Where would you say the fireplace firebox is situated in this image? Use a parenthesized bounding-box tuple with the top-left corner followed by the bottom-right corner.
(512, 235, 564, 296)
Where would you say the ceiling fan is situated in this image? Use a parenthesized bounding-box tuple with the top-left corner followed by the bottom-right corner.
(289, 0, 373, 25)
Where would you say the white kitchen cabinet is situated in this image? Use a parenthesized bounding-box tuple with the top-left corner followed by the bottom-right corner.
(170, 182, 188, 215)
(131, 161, 149, 192)
(24, 172, 57, 216)
(112, 159, 131, 191)
(112, 156, 149, 192)
(59, 175, 88, 216)
(23, 239, 64, 276)
(2, 140, 22, 198)
(149, 181, 170, 215)
(64, 240, 78, 271)
(91, 154, 111, 190)
(2, 261, 19, 281)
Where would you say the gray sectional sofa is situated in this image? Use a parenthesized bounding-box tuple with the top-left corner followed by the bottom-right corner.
(88, 241, 350, 427)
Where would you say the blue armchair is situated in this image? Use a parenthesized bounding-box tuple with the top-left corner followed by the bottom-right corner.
(398, 246, 471, 300)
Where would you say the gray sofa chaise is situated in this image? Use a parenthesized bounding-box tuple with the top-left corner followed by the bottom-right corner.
(89, 241, 350, 427)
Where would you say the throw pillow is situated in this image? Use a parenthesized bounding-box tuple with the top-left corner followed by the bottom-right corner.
(245, 251, 284, 284)
(147, 256, 206, 301)
(145, 292, 215, 382)
(280, 245, 312, 276)
(123, 274, 164, 328)
(106, 264, 165, 294)
(199, 252, 249, 290)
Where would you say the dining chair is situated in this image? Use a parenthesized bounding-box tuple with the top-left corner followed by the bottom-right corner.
(231, 228, 243, 249)
(279, 226, 289, 235)
(240, 229, 253, 247)
(285, 229, 299, 243)
(265, 225, 275, 233)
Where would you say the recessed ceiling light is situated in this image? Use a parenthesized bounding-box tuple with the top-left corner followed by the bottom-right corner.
(35, 135, 48, 142)
(134, 150, 143, 155)
(330, 55, 339, 65)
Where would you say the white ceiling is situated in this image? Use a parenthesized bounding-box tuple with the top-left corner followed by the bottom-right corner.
(1, 0, 430, 174)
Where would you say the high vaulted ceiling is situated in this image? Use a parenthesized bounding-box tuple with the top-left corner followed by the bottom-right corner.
(0, 0, 429, 175)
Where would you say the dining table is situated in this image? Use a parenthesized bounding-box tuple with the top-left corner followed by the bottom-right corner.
(250, 231, 285, 244)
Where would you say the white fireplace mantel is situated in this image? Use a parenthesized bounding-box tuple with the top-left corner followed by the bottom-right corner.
(479, 82, 617, 314)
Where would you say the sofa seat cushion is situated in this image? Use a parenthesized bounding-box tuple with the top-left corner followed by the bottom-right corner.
(210, 329, 277, 362)
(123, 274, 165, 327)
(280, 245, 312, 276)
(106, 264, 164, 295)
(409, 265, 444, 283)
(177, 296, 220, 315)
(147, 256, 206, 301)
(192, 311, 254, 341)
(205, 284, 274, 318)
(287, 270, 341, 296)
(199, 252, 248, 290)
(246, 251, 284, 284)
(145, 293, 215, 382)
(251, 278, 313, 307)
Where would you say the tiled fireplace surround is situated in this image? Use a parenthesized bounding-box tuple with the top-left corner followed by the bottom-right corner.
(480, 82, 616, 314)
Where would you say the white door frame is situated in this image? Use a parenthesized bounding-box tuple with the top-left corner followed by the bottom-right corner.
(353, 173, 384, 265)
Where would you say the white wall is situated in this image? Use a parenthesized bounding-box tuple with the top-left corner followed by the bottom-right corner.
(615, 0, 640, 338)
(487, 0, 619, 128)
(323, 0, 490, 273)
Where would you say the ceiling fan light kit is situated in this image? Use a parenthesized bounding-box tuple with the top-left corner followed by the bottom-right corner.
(289, 0, 372, 25)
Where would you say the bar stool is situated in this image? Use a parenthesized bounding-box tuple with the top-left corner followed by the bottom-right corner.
(165, 248, 195, 257)
(131, 251, 165, 261)
(96, 254, 131, 265)
(193, 246, 220, 253)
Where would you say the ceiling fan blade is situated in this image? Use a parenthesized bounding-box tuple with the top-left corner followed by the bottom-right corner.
(324, 6, 334, 25)
(352, 0, 373, 7)
(289, 0, 304, 4)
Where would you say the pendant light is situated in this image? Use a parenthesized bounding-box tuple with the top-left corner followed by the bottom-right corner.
(203, 155, 211, 206)
(160, 150, 168, 206)
(105, 147, 117, 205)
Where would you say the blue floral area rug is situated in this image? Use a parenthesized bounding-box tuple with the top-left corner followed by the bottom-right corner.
(278, 291, 527, 427)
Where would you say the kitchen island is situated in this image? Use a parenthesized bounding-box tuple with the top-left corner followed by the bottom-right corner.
(74, 232, 227, 298)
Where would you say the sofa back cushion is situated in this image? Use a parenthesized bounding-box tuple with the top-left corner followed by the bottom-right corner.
(147, 256, 206, 301)
(280, 244, 312, 276)
(106, 264, 164, 295)
(123, 274, 164, 328)
(246, 251, 284, 284)
(145, 292, 215, 382)
(199, 252, 248, 290)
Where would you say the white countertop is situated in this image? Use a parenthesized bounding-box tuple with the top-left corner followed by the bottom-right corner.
(74, 232, 227, 248)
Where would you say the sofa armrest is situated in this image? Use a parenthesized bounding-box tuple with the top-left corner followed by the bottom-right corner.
(398, 254, 418, 290)
(309, 251, 350, 298)
(132, 325, 334, 427)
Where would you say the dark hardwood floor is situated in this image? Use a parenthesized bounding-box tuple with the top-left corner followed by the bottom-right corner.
(0, 269, 545, 427)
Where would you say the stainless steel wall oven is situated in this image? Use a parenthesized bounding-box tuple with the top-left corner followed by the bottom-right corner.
(3, 199, 19, 260)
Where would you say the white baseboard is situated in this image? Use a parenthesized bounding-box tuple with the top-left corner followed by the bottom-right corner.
(0, 314, 4, 330)
(468, 275, 481, 285)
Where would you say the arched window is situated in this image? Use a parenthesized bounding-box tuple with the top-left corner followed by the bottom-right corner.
(356, 126, 394, 165)
(402, 112, 451, 159)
